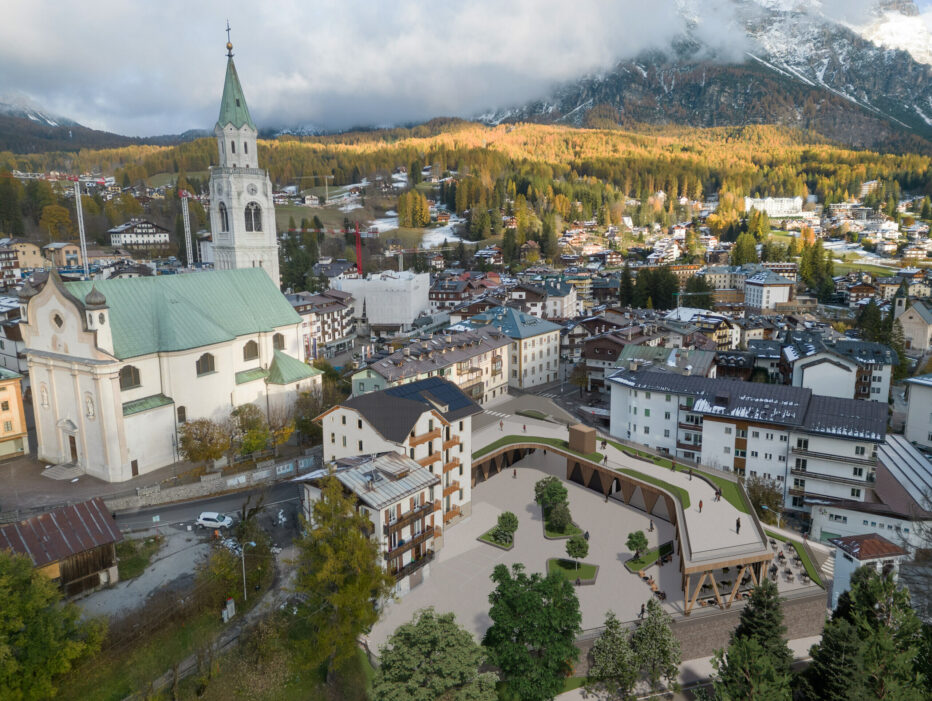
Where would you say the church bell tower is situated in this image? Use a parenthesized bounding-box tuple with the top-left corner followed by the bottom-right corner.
(208, 29, 280, 287)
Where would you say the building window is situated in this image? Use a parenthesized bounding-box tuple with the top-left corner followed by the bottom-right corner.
(342, 436, 346, 447)
(358, 440, 363, 451)
(853, 467, 864, 477)
(2, 421, 10, 432)
(273, 333, 285, 350)
(231, 141, 236, 154)
(851, 488, 861, 498)
(119, 365, 141, 390)
(195, 353, 215, 376)
(331, 433, 335, 444)
(0, 401, 7, 411)
(855, 446, 866, 456)
(644, 409, 650, 417)
(243, 340, 259, 361)
(664, 429, 670, 438)
(752, 431, 759, 438)
(724, 447, 731, 454)
(219, 202, 229, 232)
(725, 427, 732, 435)
(244, 141, 248, 154)
(177, 406, 187, 423)
(245, 202, 263, 232)
(357, 419, 362, 429)
(643, 426, 649, 435)
(342, 415, 347, 425)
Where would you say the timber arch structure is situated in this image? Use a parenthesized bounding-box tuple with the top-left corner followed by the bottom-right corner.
(471, 436, 775, 614)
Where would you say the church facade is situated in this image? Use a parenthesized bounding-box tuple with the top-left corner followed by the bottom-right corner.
(20, 269, 320, 482)
(208, 43, 280, 287)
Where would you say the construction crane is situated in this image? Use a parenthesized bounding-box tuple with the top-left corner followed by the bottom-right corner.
(67, 176, 90, 280)
(295, 175, 334, 204)
(178, 189, 195, 268)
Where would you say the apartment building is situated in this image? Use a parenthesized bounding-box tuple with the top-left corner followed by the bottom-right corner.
(350, 326, 510, 404)
(467, 306, 561, 388)
(107, 219, 171, 249)
(607, 370, 887, 516)
(744, 269, 793, 312)
(316, 377, 480, 530)
(0, 367, 28, 458)
(286, 289, 355, 359)
(301, 452, 440, 593)
(782, 335, 895, 402)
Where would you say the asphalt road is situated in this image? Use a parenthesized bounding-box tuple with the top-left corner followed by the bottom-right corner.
(113, 481, 302, 531)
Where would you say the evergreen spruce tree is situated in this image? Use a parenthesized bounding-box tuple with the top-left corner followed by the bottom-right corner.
(798, 618, 869, 701)
(712, 637, 792, 701)
(619, 263, 634, 307)
(731, 578, 792, 674)
(730, 232, 758, 266)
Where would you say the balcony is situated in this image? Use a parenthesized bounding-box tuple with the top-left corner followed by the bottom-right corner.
(385, 526, 434, 560)
(409, 428, 442, 447)
(791, 447, 876, 467)
(790, 468, 875, 488)
(417, 452, 442, 468)
(443, 480, 461, 498)
(443, 506, 462, 524)
(442, 436, 461, 451)
(676, 441, 702, 451)
(390, 549, 434, 581)
(678, 421, 703, 431)
(383, 501, 435, 536)
(442, 457, 461, 474)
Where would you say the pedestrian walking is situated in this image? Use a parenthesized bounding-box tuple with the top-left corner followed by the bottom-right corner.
(688, 468, 693, 481)
(649, 519, 654, 532)
(513, 468, 517, 479)
(603, 454, 608, 465)
(698, 500, 703, 513)
(639, 603, 646, 619)
(736, 517, 741, 534)
(522, 424, 527, 433)
(584, 530, 590, 541)
(499, 420, 503, 431)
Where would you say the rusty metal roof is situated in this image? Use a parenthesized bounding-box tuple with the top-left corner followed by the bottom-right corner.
(0, 497, 122, 567)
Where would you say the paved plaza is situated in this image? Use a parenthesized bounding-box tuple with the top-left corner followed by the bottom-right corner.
(369, 453, 678, 648)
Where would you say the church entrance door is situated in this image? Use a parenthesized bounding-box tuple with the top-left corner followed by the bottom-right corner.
(69, 435, 77, 463)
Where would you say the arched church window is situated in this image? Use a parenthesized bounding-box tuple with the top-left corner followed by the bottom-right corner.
(245, 202, 262, 232)
(219, 202, 229, 232)
(231, 141, 236, 154)
(273, 333, 285, 350)
(244, 142, 248, 154)
(119, 365, 141, 390)
(243, 340, 259, 361)
(196, 353, 215, 376)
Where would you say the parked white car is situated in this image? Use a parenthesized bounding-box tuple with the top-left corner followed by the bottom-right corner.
(196, 512, 233, 529)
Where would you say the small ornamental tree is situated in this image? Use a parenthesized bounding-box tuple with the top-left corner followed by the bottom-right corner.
(587, 611, 638, 700)
(534, 476, 568, 515)
(496, 511, 519, 544)
(548, 502, 572, 533)
(566, 535, 589, 571)
(626, 530, 649, 559)
(631, 597, 681, 691)
(178, 418, 229, 470)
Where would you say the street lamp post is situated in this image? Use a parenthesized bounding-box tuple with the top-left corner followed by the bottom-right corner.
(761, 505, 782, 529)
(241, 541, 256, 601)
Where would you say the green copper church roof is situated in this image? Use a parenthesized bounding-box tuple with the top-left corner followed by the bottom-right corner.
(267, 350, 322, 385)
(216, 57, 256, 130)
(65, 269, 299, 360)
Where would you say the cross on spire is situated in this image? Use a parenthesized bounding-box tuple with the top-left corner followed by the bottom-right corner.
(225, 20, 233, 57)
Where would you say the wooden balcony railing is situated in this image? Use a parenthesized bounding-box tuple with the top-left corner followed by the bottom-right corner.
(390, 549, 434, 581)
(417, 452, 442, 468)
(383, 502, 434, 535)
(442, 436, 460, 450)
(385, 526, 434, 560)
(409, 428, 441, 447)
(443, 480, 461, 498)
(442, 457, 461, 474)
(443, 506, 462, 524)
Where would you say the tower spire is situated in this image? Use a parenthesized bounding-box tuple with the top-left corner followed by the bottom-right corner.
(225, 20, 233, 57)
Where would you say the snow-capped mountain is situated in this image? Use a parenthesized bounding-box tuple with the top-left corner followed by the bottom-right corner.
(0, 95, 78, 129)
(481, 0, 932, 150)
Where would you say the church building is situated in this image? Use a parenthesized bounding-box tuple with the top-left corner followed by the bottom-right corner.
(208, 38, 280, 287)
(19, 268, 320, 482)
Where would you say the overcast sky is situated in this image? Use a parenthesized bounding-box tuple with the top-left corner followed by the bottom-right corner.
(0, 0, 930, 137)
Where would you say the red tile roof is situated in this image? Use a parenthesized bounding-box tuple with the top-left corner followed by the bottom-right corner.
(830, 533, 907, 561)
(0, 497, 121, 567)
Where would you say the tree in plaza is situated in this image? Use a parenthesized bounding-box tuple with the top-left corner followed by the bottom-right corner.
(730, 578, 793, 675)
(534, 476, 568, 515)
(548, 502, 572, 532)
(796, 618, 868, 701)
(483, 563, 582, 701)
(0, 550, 105, 700)
(626, 530, 648, 559)
(630, 597, 681, 691)
(619, 262, 634, 307)
(730, 232, 758, 266)
(293, 475, 394, 682)
(178, 418, 229, 470)
(495, 511, 519, 544)
(711, 636, 792, 701)
(373, 608, 497, 701)
(566, 534, 589, 571)
(586, 611, 638, 700)
(831, 565, 924, 699)
(38, 204, 74, 241)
